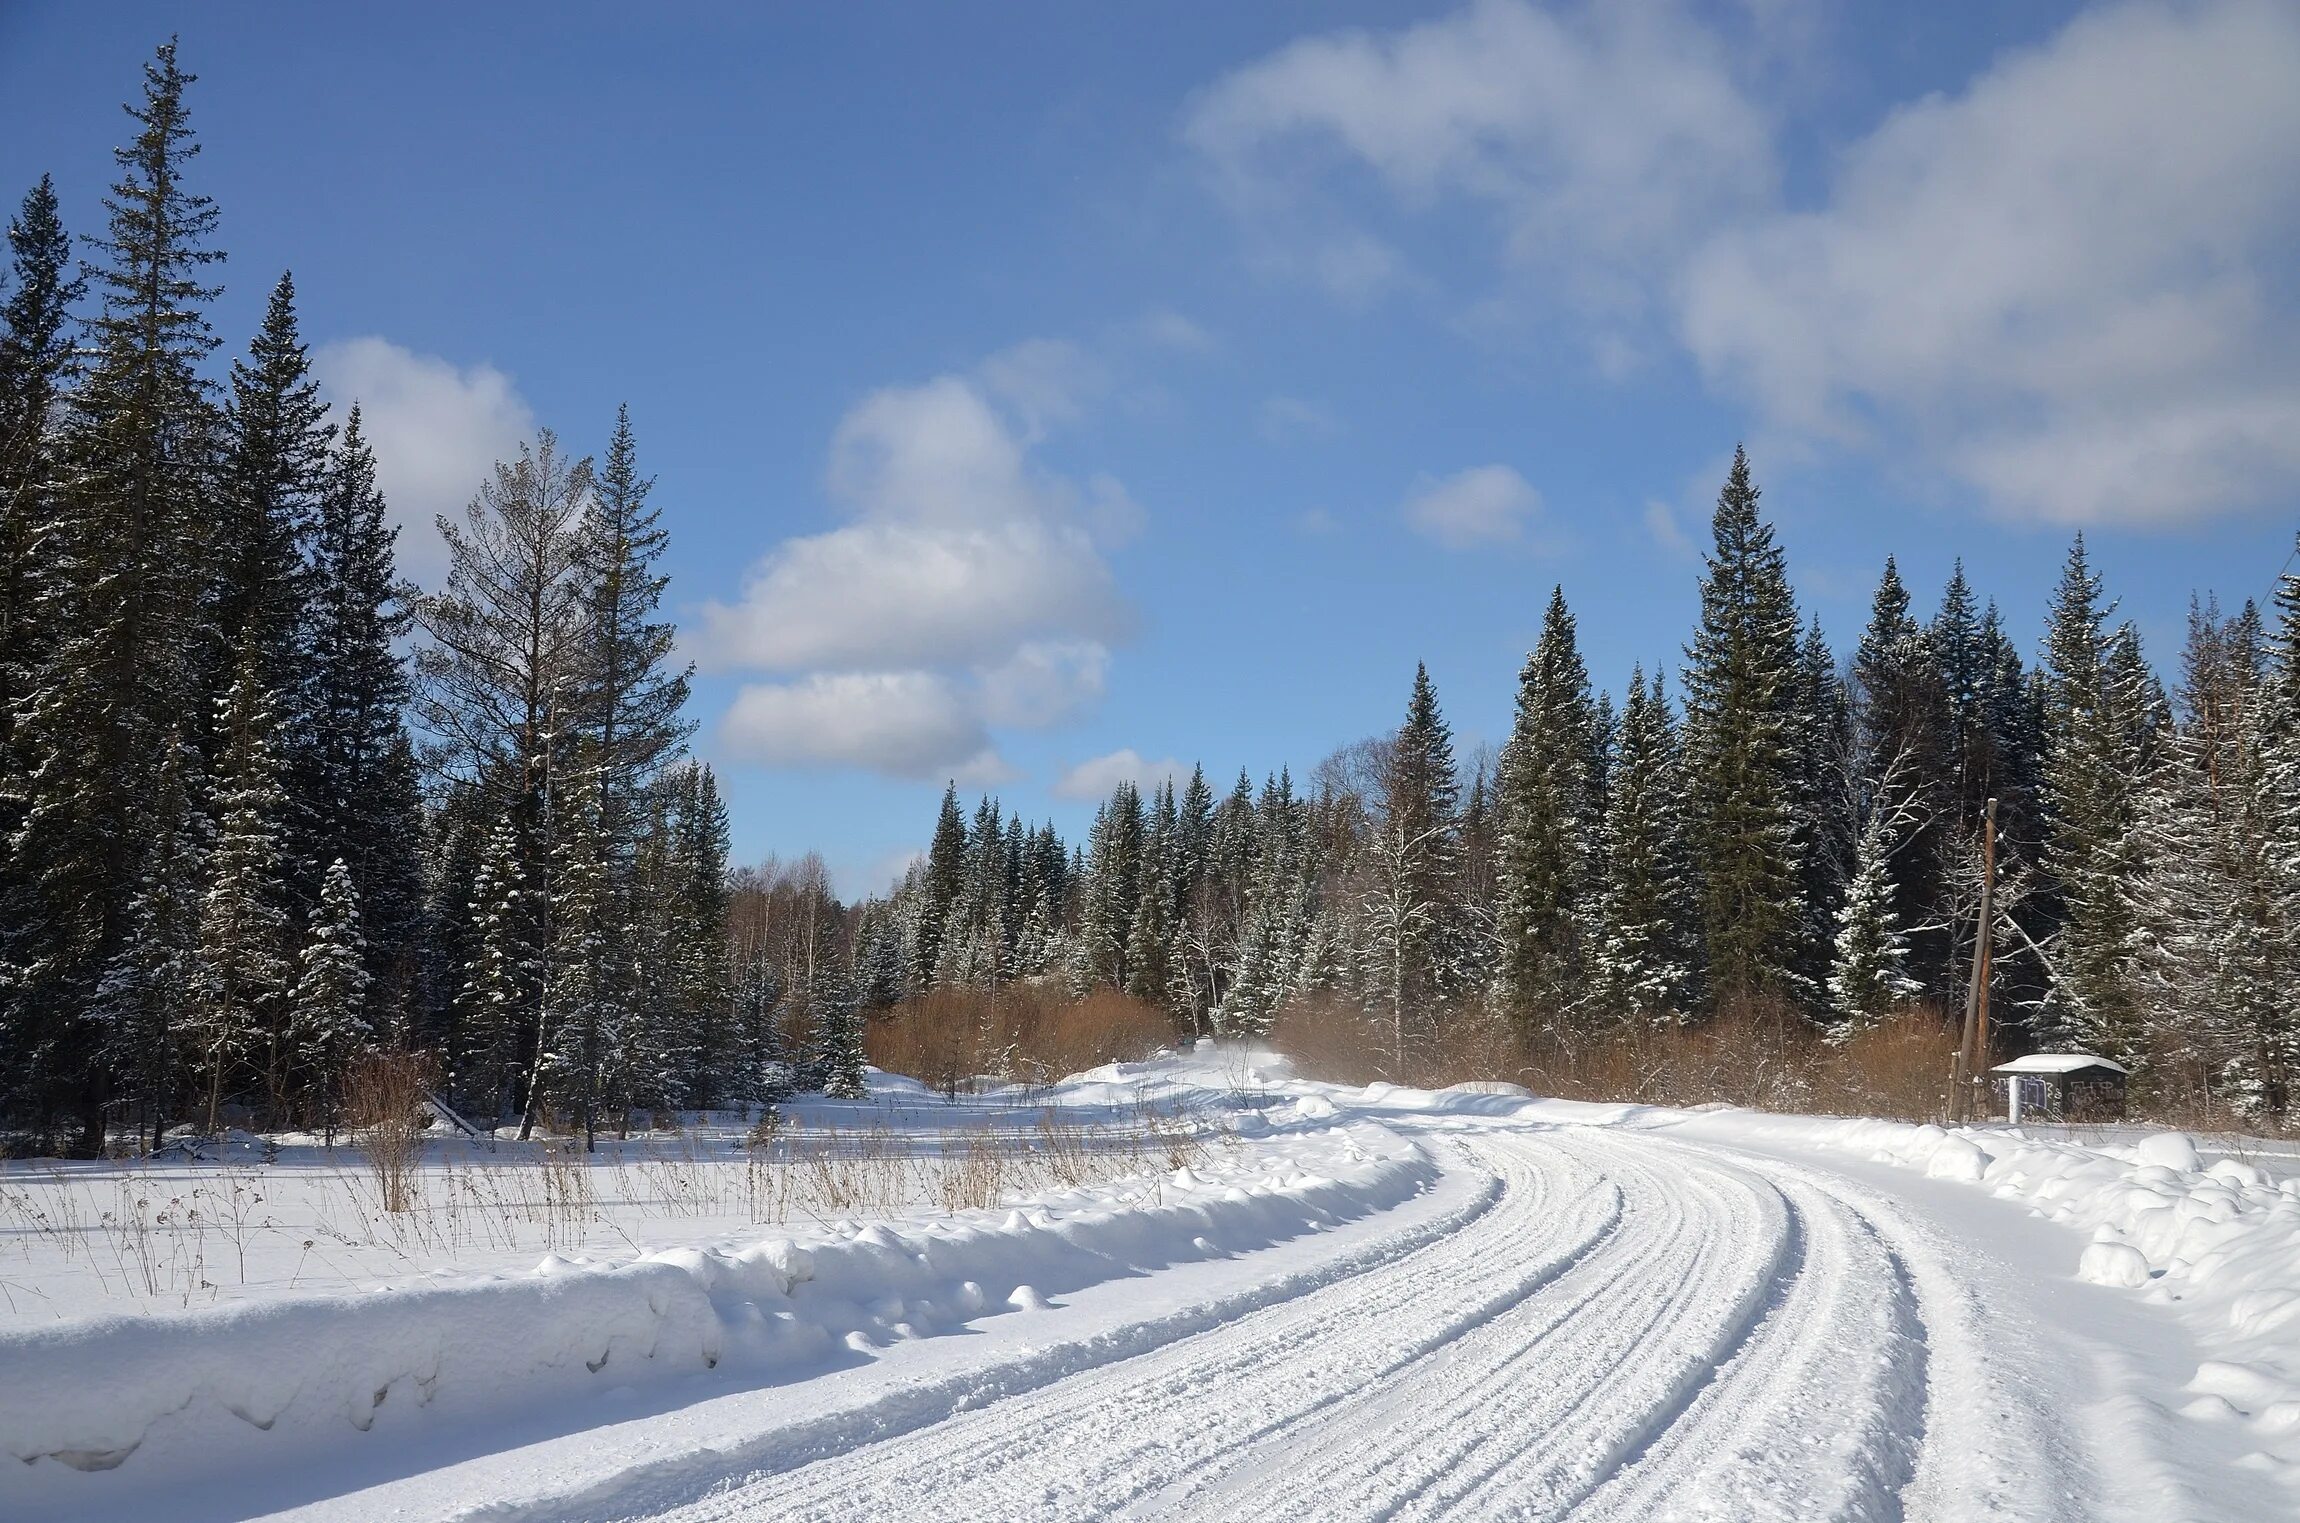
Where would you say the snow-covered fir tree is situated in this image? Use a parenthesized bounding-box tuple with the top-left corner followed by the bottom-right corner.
(1828, 805, 1922, 1035)
(2036, 536, 2152, 1066)
(1679, 447, 1810, 1013)
(6, 44, 222, 1149)
(292, 858, 372, 1134)
(1494, 587, 1602, 1033)
(192, 657, 295, 1130)
(296, 405, 424, 1018)
(1593, 669, 1695, 1026)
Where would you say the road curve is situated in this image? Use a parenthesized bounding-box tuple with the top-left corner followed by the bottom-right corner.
(586, 1123, 2126, 1522)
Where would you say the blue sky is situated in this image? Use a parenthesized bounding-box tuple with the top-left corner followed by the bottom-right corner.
(6, 2, 2298, 895)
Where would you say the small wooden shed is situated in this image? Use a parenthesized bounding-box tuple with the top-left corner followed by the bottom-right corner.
(1989, 1053, 2128, 1123)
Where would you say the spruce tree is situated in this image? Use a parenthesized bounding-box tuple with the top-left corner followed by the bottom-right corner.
(2037, 536, 2149, 1063)
(1229, 770, 1310, 1034)
(1849, 558, 1952, 995)
(915, 783, 967, 985)
(571, 407, 692, 1094)
(455, 816, 532, 1120)
(192, 656, 293, 1129)
(667, 762, 732, 1103)
(2247, 544, 2300, 1116)
(293, 858, 371, 1136)
(544, 762, 616, 1146)
(1126, 788, 1176, 1011)
(297, 405, 423, 1015)
(817, 967, 869, 1100)
(1494, 588, 1600, 1030)
(92, 734, 205, 1149)
(1828, 805, 1921, 1034)
(1679, 446, 1808, 1013)
(0, 175, 81, 768)
(213, 270, 330, 710)
(1076, 783, 1146, 991)
(1791, 615, 1853, 1002)
(8, 43, 223, 1148)
(1593, 668, 1695, 1025)
(2128, 600, 2286, 1116)
(1388, 663, 1463, 1003)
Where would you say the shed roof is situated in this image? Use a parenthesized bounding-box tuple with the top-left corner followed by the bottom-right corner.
(1989, 1053, 2129, 1076)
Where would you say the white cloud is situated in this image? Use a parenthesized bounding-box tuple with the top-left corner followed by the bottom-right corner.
(699, 373, 1134, 675)
(312, 338, 536, 586)
(977, 338, 1108, 442)
(1184, 0, 1774, 303)
(1188, 0, 2300, 525)
(1676, 0, 2300, 524)
(1294, 506, 1341, 536)
(1053, 748, 1189, 801)
(718, 673, 1009, 783)
(977, 640, 1109, 729)
(1404, 465, 1541, 548)
(699, 519, 1123, 673)
(703, 349, 1139, 779)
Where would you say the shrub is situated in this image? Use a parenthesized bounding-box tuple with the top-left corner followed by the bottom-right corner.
(866, 985, 1174, 1093)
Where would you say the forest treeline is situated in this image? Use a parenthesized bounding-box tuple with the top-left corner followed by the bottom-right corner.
(0, 45, 817, 1155)
(881, 461, 2300, 1125)
(5, 46, 2296, 1155)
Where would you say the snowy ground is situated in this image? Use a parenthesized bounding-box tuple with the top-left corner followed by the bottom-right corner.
(4, 1047, 2298, 1522)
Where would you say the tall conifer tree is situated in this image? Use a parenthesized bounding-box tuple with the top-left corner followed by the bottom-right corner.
(1594, 668, 1695, 1024)
(213, 270, 330, 711)
(1680, 447, 1808, 1012)
(9, 43, 223, 1147)
(1494, 587, 1600, 1029)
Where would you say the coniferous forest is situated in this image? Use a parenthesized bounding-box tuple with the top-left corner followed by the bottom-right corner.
(6, 44, 2299, 1157)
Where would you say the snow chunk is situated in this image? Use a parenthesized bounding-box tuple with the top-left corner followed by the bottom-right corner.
(1924, 1135, 1989, 1182)
(2079, 1241, 2153, 1288)
(2135, 1132, 2202, 1175)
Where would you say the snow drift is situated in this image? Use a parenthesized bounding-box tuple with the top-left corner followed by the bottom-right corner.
(0, 1119, 1430, 1479)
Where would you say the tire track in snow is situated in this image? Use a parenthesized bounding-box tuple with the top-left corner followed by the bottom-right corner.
(472, 1134, 1525, 1523)
(1510, 1143, 1929, 1523)
(571, 1123, 2119, 1523)
(633, 1134, 1622, 1523)
(1160, 1131, 1797, 1521)
(1672, 1139, 2108, 1523)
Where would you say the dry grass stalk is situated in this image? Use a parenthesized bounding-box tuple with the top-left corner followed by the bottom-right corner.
(344, 1051, 435, 1213)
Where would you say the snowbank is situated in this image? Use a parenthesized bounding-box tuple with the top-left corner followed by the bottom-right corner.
(1730, 1112, 2300, 1457)
(0, 1120, 1430, 1479)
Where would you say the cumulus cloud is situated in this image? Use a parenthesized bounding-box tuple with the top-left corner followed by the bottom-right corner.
(1053, 748, 1190, 801)
(719, 673, 1009, 783)
(700, 519, 1122, 674)
(704, 350, 1138, 779)
(1677, 0, 2300, 524)
(312, 337, 536, 586)
(1184, 0, 1774, 301)
(1189, 0, 2300, 525)
(1404, 465, 1541, 548)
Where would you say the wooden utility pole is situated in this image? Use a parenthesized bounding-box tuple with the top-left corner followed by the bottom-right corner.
(1952, 798, 1998, 1124)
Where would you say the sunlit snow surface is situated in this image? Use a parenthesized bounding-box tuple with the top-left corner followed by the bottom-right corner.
(4, 1045, 2296, 1522)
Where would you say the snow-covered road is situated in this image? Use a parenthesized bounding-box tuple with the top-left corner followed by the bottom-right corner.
(11, 1062, 2296, 1522)
(582, 1126, 2173, 1523)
